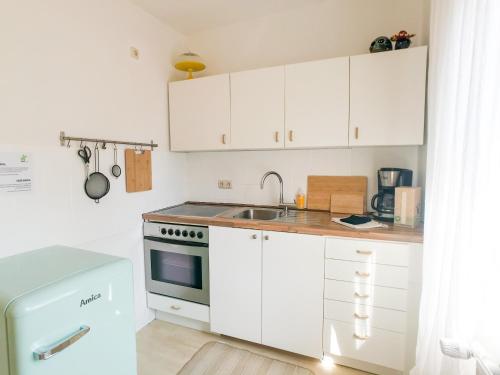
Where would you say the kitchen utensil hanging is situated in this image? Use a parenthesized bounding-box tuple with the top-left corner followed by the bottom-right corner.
(111, 144, 121, 178)
(78, 145, 92, 171)
(83, 144, 110, 203)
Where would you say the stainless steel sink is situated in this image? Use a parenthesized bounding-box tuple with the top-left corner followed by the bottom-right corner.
(233, 208, 283, 221)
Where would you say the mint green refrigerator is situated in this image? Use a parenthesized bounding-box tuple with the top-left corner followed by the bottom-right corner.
(0, 246, 137, 375)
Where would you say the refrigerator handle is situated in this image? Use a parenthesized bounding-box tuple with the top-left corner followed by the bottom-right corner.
(33, 325, 91, 361)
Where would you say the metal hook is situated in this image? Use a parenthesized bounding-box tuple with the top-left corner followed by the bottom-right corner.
(80, 140, 84, 148)
(101, 142, 106, 150)
(113, 143, 118, 151)
(66, 140, 71, 148)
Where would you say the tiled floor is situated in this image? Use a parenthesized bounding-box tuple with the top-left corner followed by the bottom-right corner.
(137, 320, 370, 375)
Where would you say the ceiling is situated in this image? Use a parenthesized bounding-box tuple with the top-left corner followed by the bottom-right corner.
(131, 0, 326, 35)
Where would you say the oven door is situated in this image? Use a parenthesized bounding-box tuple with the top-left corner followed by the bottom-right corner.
(144, 238, 209, 305)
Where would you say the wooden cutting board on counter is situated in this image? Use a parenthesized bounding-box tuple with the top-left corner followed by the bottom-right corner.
(125, 149, 152, 193)
(307, 176, 367, 212)
(330, 191, 366, 214)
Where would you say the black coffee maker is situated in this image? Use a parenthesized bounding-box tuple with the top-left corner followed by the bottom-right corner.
(371, 168, 413, 222)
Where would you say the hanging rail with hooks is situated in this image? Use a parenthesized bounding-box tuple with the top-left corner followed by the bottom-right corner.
(59, 131, 158, 150)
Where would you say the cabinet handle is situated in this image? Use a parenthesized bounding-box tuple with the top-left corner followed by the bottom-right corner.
(355, 271, 370, 277)
(275, 131, 279, 143)
(251, 234, 258, 239)
(264, 235, 269, 241)
(356, 250, 373, 256)
(170, 305, 181, 311)
(354, 313, 369, 320)
(354, 292, 370, 299)
(288, 130, 294, 142)
(353, 333, 369, 340)
(222, 134, 227, 145)
(355, 127, 359, 140)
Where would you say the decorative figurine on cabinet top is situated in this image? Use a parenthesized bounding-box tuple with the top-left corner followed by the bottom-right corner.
(369, 36, 393, 53)
(391, 30, 416, 50)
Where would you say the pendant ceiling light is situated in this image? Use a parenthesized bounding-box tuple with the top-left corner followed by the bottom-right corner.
(174, 52, 206, 79)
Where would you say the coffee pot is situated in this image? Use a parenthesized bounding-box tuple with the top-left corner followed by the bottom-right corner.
(371, 168, 413, 221)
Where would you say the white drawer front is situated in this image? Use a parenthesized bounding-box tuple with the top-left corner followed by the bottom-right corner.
(324, 279, 407, 311)
(325, 237, 410, 267)
(147, 293, 210, 323)
(325, 259, 409, 289)
(324, 319, 405, 371)
(324, 300, 406, 333)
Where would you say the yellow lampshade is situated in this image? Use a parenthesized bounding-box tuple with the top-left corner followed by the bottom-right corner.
(174, 52, 206, 79)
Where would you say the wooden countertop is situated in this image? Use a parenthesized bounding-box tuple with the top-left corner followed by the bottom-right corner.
(143, 202, 423, 244)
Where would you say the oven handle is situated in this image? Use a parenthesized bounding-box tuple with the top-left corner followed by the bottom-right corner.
(144, 236, 208, 248)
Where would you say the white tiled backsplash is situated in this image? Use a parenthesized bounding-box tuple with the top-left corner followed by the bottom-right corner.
(186, 146, 422, 206)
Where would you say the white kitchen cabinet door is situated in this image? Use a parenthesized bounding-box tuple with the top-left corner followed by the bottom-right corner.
(209, 226, 262, 343)
(262, 231, 325, 358)
(169, 74, 231, 151)
(285, 57, 349, 148)
(349, 46, 427, 146)
(230, 66, 285, 149)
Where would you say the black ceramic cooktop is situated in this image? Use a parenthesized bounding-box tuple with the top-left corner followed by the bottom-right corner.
(154, 204, 230, 218)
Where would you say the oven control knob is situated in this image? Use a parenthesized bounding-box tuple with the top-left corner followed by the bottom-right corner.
(160, 228, 167, 235)
(197, 232, 204, 239)
(182, 230, 188, 237)
(174, 229, 181, 236)
(189, 231, 196, 238)
(168, 229, 174, 235)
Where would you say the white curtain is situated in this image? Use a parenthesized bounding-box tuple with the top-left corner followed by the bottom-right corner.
(412, 0, 500, 374)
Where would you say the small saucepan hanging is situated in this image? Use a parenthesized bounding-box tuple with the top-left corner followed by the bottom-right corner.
(84, 144, 110, 203)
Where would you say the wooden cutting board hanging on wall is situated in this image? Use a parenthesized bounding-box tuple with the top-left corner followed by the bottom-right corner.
(125, 149, 152, 193)
(307, 176, 367, 211)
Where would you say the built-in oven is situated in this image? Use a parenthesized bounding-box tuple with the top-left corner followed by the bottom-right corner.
(144, 222, 209, 305)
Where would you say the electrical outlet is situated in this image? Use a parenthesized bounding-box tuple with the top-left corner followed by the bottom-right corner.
(218, 180, 232, 189)
(130, 46, 139, 59)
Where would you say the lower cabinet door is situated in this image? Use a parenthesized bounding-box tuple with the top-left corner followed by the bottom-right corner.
(209, 226, 262, 343)
(324, 319, 405, 371)
(262, 231, 325, 358)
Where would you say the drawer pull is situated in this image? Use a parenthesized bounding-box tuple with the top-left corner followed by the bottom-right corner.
(353, 333, 369, 340)
(251, 234, 258, 239)
(170, 305, 181, 311)
(264, 235, 269, 241)
(356, 250, 373, 255)
(355, 271, 370, 277)
(354, 292, 370, 299)
(354, 313, 369, 320)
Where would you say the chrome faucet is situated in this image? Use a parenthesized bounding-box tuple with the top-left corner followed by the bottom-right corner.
(260, 171, 284, 206)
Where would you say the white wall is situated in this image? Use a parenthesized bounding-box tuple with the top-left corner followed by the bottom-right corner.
(187, 148, 419, 206)
(187, 0, 429, 75)
(184, 0, 429, 205)
(0, 0, 187, 330)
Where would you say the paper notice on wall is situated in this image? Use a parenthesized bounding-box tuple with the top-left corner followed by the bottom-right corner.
(0, 153, 32, 193)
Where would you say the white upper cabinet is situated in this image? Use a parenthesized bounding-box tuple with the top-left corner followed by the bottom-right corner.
(261, 231, 325, 359)
(168, 47, 427, 151)
(169, 74, 231, 151)
(230, 66, 285, 149)
(285, 57, 349, 148)
(349, 46, 427, 146)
